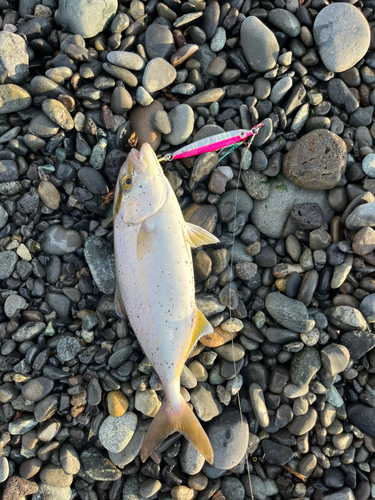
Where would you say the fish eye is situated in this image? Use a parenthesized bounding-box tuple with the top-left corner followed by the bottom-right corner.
(122, 176, 132, 189)
(240, 130, 245, 138)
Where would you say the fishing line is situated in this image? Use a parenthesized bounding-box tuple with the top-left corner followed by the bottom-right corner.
(228, 135, 255, 500)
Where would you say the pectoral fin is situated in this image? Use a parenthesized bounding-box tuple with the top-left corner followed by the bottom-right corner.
(115, 284, 127, 319)
(185, 222, 220, 249)
(187, 309, 213, 357)
(137, 220, 156, 262)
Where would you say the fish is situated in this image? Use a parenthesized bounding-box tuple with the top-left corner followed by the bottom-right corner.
(113, 142, 220, 464)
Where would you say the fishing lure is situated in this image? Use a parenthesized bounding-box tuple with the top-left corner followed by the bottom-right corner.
(159, 122, 264, 163)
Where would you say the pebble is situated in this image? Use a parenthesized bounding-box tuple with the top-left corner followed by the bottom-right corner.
(265, 292, 314, 333)
(58, 0, 118, 38)
(143, 58, 177, 93)
(283, 130, 347, 190)
(99, 412, 137, 453)
(164, 104, 194, 146)
(314, 3, 370, 72)
(241, 17, 279, 72)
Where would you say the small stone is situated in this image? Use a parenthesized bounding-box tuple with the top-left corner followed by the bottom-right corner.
(363, 153, 375, 178)
(265, 292, 314, 333)
(40, 226, 82, 255)
(107, 390, 129, 417)
(190, 383, 222, 421)
(240, 16, 279, 72)
(290, 347, 321, 387)
(321, 344, 350, 376)
(80, 447, 121, 481)
(39, 465, 72, 487)
(38, 181, 60, 210)
(3, 476, 38, 499)
(325, 306, 367, 331)
(42, 99, 74, 131)
(262, 440, 294, 466)
(341, 331, 375, 360)
(84, 236, 115, 294)
(22, 377, 54, 402)
(99, 412, 137, 453)
(164, 104, 194, 146)
(56, 336, 81, 362)
(60, 444, 80, 475)
(0, 457, 9, 483)
(143, 58, 177, 93)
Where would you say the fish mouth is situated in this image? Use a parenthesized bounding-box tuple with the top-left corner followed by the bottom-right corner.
(139, 143, 161, 174)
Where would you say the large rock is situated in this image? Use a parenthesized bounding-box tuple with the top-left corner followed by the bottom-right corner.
(0, 32, 29, 84)
(240, 16, 279, 73)
(283, 130, 347, 190)
(314, 3, 370, 73)
(207, 408, 249, 470)
(251, 175, 334, 238)
(58, 0, 117, 38)
(0, 84, 32, 114)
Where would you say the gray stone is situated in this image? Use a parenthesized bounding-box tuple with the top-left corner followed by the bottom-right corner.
(314, 3, 370, 72)
(251, 175, 334, 238)
(32, 483, 71, 500)
(0, 32, 29, 84)
(0, 250, 17, 279)
(142, 58, 176, 93)
(240, 16, 279, 73)
(164, 104, 194, 146)
(84, 236, 115, 294)
(99, 412, 137, 453)
(208, 408, 249, 470)
(109, 425, 146, 467)
(325, 306, 367, 332)
(268, 9, 301, 37)
(40, 225, 82, 255)
(346, 202, 375, 230)
(80, 447, 121, 481)
(58, 0, 117, 38)
(265, 292, 314, 333)
(290, 347, 321, 387)
(56, 336, 82, 362)
(0, 84, 32, 114)
(180, 439, 205, 475)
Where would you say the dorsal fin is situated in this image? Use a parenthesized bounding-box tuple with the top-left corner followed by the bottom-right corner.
(185, 222, 220, 248)
(187, 309, 213, 357)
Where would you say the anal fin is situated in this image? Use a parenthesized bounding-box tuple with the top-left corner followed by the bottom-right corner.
(187, 309, 213, 357)
(115, 284, 127, 319)
(185, 222, 220, 248)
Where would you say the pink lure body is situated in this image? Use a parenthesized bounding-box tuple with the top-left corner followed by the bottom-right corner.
(169, 123, 264, 160)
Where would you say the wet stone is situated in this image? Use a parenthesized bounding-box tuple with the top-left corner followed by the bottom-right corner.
(99, 412, 137, 453)
(80, 447, 121, 481)
(56, 336, 81, 362)
(22, 377, 54, 402)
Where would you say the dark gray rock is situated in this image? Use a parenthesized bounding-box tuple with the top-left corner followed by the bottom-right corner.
(84, 236, 115, 294)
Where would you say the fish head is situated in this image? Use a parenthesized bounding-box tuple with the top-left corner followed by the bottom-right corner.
(114, 143, 168, 225)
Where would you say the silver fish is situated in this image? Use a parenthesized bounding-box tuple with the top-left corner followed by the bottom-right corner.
(113, 143, 220, 463)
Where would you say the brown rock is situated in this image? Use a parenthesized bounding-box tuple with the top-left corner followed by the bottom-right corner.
(283, 130, 347, 190)
(3, 476, 38, 500)
(19, 458, 42, 479)
(353, 227, 375, 255)
(183, 203, 218, 233)
(200, 326, 237, 347)
(170, 44, 199, 67)
(129, 100, 163, 151)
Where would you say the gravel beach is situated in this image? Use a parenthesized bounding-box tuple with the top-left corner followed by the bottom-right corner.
(0, 1, 374, 500)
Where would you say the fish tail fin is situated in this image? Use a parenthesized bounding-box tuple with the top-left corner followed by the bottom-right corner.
(140, 394, 214, 464)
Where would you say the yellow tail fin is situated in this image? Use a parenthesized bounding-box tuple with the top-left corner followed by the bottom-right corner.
(140, 395, 214, 464)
